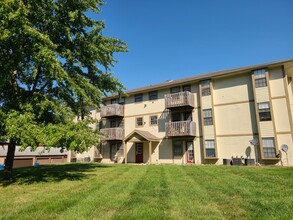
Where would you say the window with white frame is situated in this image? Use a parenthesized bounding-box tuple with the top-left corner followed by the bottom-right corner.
(203, 109, 213, 125)
(201, 80, 211, 96)
(262, 138, 276, 158)
(205, 140, 215, 157)
(258, 102, 271, 121)
(254, 69, 267, 88)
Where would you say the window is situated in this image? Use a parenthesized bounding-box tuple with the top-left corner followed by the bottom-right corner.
(258, 102, 271, 121)
(118, 119, 124, 128)
(262, 138, 276, 158)
(172, 112, 181, 122)
(110, 120, 117, 128)
(201, 80, 211, 96)
(149, 91, 158, 100)
(183, 85, 191, 92)
(150, 115, 158, 125)
(136, 117, 143, 127)
(173, 140, 183, 156)
(111, 99, 117, 104)
(110, 119, 123, 128)
(183, 112, 192, 121)
(118, 97, 125, 104)
(135, 94, 143, 102)
(205, 140, 215, 157)
(170, 86, 180, 94)
(254, 69, 267, 88)
(203, 109, 213, 126)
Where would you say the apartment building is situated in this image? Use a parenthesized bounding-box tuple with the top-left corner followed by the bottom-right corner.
(71, 59, 293, 166)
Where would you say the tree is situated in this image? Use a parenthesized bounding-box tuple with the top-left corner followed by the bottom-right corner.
(0, 0, 127, 180)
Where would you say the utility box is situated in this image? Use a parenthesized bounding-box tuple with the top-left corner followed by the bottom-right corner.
(245, 158, 255, 166)
(223, 159, 232, 165)
(232, 158, 242, 166)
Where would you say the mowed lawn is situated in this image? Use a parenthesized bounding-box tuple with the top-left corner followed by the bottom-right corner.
(0, 164, 293, 220)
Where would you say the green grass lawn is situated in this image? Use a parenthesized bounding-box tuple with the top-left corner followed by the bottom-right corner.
(0, 164, 293, 220)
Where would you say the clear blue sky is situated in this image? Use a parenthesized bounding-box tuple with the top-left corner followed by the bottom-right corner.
(97, 0, 293, 90)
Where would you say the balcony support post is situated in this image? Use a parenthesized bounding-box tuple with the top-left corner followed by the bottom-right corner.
(148, 141, 152, 164)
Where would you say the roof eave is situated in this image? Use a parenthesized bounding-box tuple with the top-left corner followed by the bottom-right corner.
(103, 59, 293, 100)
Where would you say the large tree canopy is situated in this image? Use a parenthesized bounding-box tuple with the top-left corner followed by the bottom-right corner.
(0, 0, 127, 179)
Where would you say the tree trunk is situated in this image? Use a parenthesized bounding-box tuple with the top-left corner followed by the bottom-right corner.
(3, 140, 16, 181)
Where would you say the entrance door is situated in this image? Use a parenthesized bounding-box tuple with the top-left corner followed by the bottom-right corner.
(186, 141, 194, 163)
(135, 143, 143, 163)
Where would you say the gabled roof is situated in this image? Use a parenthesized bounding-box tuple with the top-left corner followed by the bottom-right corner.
(124, 130, 160, 142)
(104, 58, 293, 99)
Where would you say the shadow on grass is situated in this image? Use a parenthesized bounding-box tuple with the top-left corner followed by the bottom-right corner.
(0, 163, 110, 187)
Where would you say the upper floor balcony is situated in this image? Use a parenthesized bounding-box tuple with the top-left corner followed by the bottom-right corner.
(165, 91, 195, 109)
(165, 121, 196, 137)
(100, 104, 124, 118)
(100, 128, 124, 141)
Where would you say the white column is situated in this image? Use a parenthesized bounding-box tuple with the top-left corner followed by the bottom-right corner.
(149, 141, 152, 164)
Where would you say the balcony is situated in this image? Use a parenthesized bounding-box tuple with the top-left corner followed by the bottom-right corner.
(100, 128, 124, 140)
(100, 104, 124, 118)
(165, 121, 196, 137)
(165, 91, 194, 109)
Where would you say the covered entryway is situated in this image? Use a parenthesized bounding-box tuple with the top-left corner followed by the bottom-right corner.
(124, 130, 160, 164)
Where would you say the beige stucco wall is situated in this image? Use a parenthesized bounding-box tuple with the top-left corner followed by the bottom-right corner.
(284, 64, 293, 131)
(259, 121, 275, 137)
(269, 67, 285, 97)
(215, 102, 257, 136)
(193, 138, 202, 164)
(217, 136, 257, 161)
(272, 98, 291, 132)
(201, 95, 212, 108)
(75, 147, 96, 162)
(193, 108, 201, 137)
(126, 142, 135, 163)
(277, 134, 293, 166)
(204, 126, 215, 139)
(255, 87, 270, 102)
(158, 139, 173, 164)
(213, 73, 253, 105)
